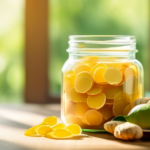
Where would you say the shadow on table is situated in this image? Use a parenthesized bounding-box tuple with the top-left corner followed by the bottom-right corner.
(0, 139, 30, 150)
(85, 132, 150, 149)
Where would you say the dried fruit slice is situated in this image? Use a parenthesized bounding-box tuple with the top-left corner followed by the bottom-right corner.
(52, 123, 66, 130)
(103, 85, 122, 99)
(74, 64, 91, 74)
(70, 88, 88, 103)
(65, 100, 76, 115)
(108, 63, 123, 70)
(24, 124, 42, 136)
(123, 103, 132, 116)
(98, 105, 113, 120)
(114, 91, 130, 103)
(124, 66, 136, 79)
(113, 100, 129, 117)
(51, 129, 73, 139)
(87, 85, 102, 95)
(65, 124, 82, 135)
(106, 99, 114, 105)
(87, 93, 106, 109)
(104, 67, 122, 84)
(74, 76, 93, 93)
(35, 125, 53, 136)
(43, 116, 57, 126)
(76, 102, 90, 118)
(94, 67, 107, 83)
(124, 75, 138, 95)
(85, 110, 103, 125)
(65, 114, 82, 125)
(76, 71, 92, 80)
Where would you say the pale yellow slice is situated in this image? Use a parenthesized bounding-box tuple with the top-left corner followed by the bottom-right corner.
(87, 85, 102, 95)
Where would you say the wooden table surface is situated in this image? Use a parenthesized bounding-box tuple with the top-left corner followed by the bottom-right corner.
(0, 104, 150, 150)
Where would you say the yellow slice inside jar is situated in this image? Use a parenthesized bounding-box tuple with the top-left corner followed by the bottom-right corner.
(104, 67, 122, 84)
(87, 92, 106, 109)
(74, 76, 93, 93)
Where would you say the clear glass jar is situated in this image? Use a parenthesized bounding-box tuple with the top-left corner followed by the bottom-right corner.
(61, 35, 144, 129)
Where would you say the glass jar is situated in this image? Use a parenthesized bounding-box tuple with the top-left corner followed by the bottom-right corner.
(61, 35, 144, 129)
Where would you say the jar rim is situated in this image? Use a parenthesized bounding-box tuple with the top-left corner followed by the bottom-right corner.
(67, 35, 137, 53)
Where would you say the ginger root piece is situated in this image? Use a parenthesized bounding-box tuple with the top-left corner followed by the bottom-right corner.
(104, 121, 124, 134)
(114, 122, 143, 141)
(133, 97, 150, 106)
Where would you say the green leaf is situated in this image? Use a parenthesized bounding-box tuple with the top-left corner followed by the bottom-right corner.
(82, 129, 109, 133)
(113, 115, 127, 122)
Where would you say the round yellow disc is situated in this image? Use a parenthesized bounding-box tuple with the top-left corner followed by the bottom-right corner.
(85, 110, 103, 125)
(104, 67, 122, 84)
(87, 85, 102, 95)
(123, 103, 132, 116)
(94, 67, 107, 83)
(74, 64, 91, 74)
(74, 76, 93, 93)
(70, 88, 88, 103)
(114, 91, 130, 103)
(87, 92, 106, 109)
(76, 71, 92, 80)
(76, 102, 90, 118)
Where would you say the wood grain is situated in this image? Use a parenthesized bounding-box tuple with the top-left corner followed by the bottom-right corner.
(0, 104, 150, 150)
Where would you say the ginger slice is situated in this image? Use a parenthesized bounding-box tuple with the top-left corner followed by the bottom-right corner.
(70, 88, 88, 103)
(94, 67, 107, 83)
(74, 64, 91, 74)
(65, 100, 76, 116)
(35, 125, 53, 136)
(103, 85, 122, 99)
(50, 129, 73, 139)
(85, 110, 103, 126)
(98, 104, 113, 120)
(106, 99, 114, 105)
(108, 63, 123, 70)
(124, 66, 136, 79)
(76, 102, 90, 118)
(87, 84, 102, 95)
(87, 93, 106, 109)
(114, 91, 130, 103)
(65, 124, 82, 135)
(74, 76, 93, 93)
(44, 116, 57, 126)
(104, 67, 122, 84)
(52, 123, 66, 130)
(76, 71, 92, 80)
(113, 100, 129, 117)
(123, 103, 132, 116)
(124, 75, 138, 95)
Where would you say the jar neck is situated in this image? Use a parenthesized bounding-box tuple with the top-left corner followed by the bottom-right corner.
(69, 52, 136, 60)
(67, 35, 137, 60)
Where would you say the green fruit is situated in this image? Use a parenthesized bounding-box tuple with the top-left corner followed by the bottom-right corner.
(113, 104, 150, 129)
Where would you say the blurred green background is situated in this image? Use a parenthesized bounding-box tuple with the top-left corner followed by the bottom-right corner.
(0, 0, 149, 102)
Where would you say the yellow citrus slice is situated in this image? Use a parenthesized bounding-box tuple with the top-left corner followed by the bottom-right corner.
(74, 64, 91, 74)
(52, 123, 66, 130)
(104, 67, 122, 84)
(98, 105, 113, 120)
(87, 93, 106, 109)
(94, 67, 107, 83)
(64, 114, 82, 125)
(114, 91, 130, 103)
(103, 85, 122, 99)
(76, 71, 92, 80)
(65, 124, 82, 135)
(70, 88, 88, 103)
(74, 76, 93, 93)
(85, 110, 103, 125)
(51, 129, 73, 139)
(24, 124, 42, 136)
(65, 99, 76, 116)
(124, 75, 138, 95)
(87, 85, 102, 95)
(123, 103, 132, 116)
(76, 102, 90, 118)
(35, 125, 53, 136)
(43, 116, 57, 126)
(113, 100, 129, 117)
